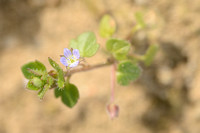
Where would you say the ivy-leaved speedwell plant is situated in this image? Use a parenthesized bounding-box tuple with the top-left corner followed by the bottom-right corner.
(21, 13, 158, 119)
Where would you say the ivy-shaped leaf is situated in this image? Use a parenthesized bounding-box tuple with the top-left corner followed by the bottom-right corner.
(54, 88, 62, 98)
(21, 60, 47, 79)
(48, 57, 65, 89)
(106, 38, 130, 60)
(117, 61, 141, 86)
(135, 11, 146, 29)
(99, 14, 116, 38)
(70, 32, 100, 57)
(59, 83, 79, 108)
(144, 44, 158, 66)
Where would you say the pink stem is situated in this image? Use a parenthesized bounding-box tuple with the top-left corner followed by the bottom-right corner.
(110, 63, 116, 102)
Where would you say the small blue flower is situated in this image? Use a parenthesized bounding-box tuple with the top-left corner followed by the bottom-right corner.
(60, 48, 80, 68)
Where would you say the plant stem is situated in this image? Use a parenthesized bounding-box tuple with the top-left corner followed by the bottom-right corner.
(128, 54, 145, 61)
(64, 58, 115, 77)
(110, 63, 116, 102)
(63, 52, 144, 77)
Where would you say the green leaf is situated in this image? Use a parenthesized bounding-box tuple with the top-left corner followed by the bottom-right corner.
(117, 61, 141, 86)
(47, 76, 54, 87)
(26, 80, 40, 90)
(144, 44, 158, 66)
(21, 60, 46, 79)
(135, 11, 146, 29)
(106, 39, 130, 60)
(99, 14, 116, 38)
(48, 57, 62, 71)
(54, 88, 62, 98)
(70, 32, 100, 57)
(38, 84, 50, 99)
(48, 57, 65, 89)
(61, 83, 79, 108)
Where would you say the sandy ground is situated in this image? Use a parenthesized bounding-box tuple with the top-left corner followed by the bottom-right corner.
(0, 0, 200, 133)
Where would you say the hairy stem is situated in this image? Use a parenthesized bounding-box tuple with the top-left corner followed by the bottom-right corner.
(64, 58, 115, 77)
(63, 52, 144, 77)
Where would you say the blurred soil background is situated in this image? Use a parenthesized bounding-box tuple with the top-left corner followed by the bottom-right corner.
(0, 0, 200, 133)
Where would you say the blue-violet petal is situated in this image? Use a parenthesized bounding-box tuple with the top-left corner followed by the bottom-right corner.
(64, 48, 72, 58)
(60, 57, 68, 66)
(73, 49, 80, 59)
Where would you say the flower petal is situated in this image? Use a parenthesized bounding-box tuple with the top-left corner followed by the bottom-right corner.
(60, 57, 68, 66)
(64, 48, 72, 58)
(73, 49, 80, 59)
(69, 61, 79, 68)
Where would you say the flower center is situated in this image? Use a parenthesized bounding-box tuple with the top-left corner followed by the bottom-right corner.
(67, 55, 77, 64)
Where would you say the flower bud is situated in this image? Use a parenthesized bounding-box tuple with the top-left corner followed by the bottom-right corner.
(31, 77, 43, 88)
(48, 70, 58, 78)
(106, 103, 119, 119)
